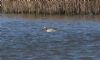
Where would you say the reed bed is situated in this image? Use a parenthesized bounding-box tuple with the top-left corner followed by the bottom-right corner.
(1, 0, 100, 15)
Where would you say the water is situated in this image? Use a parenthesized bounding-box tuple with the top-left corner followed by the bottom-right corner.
(0, 15, 100, 60)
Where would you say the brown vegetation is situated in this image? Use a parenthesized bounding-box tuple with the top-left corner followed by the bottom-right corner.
(1, 0, 100, 15)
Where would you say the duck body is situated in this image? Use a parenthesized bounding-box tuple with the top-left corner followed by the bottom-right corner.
(43, 27, 57, 32)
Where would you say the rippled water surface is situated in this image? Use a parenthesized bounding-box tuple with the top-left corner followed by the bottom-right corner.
(0, 15, 100, 60)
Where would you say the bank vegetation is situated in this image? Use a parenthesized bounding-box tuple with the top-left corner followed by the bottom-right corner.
(1, 0, 100, 15)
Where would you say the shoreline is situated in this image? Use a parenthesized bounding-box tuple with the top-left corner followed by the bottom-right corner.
(0, 14, 100, 21)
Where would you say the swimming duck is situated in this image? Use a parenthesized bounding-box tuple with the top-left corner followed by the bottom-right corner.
(43, 26, 57, 32)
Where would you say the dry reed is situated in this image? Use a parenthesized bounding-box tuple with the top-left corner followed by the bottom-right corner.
(1, 0, 100, 15)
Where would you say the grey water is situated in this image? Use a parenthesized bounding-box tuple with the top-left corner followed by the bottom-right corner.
(0, 14, 100, 60)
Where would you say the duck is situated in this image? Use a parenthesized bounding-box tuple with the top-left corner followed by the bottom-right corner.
(43, 26, 57, 32)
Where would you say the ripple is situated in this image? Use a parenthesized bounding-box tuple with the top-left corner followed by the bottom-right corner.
(0, 19, 100, 60)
